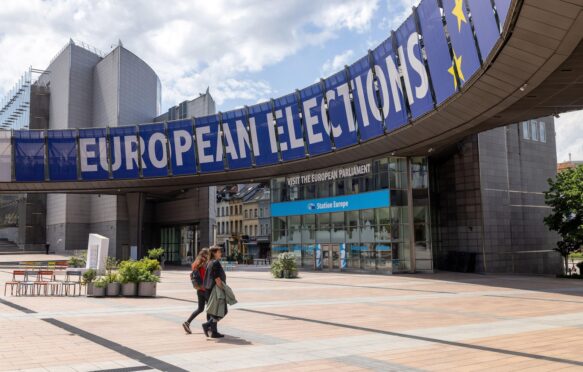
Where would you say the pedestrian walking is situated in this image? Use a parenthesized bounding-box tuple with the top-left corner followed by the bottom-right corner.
(182, 248, 209, 334)
(201, 246, 237, 338)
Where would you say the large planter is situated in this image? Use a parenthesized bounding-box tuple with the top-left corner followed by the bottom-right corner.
(106, 282, 120, 296)
(138, 282, 157, 297)
(93, 286, 105, 297)
(86, 283, 95, 296)
(121, 282, 137, 296)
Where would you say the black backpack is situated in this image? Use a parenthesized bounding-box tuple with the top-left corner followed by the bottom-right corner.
(190, 269, 203, 290)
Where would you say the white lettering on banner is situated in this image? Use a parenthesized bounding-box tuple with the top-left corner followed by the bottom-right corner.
(222, 123, 238, 160)
(124, 136, 139, 170)
(386, 56, 403, 114)
(323, 90, 341, 138)
(148, 132, 167, 168)
(139, 137, 147, 169)
(274, 110, 288, 151)
(285, 106, 303, 149)
(173, 130, 192, 167)
(286, 163, 371, 187)
(111, 137, 121, 171)
(98, 138, 108, 171)
(407, 32, 429, 100)
(79, 138, 97, 172)
(353, 75, 369, 127)
(266, 114, 278, 154)
(398, 45, 414, 105)
(303, 97, 323, 144)
(235, 120, 250, 159)
(248, 117, 260, 156)
(195, 126, 213, 164)
(337, 83, 356, 132)
(315, 200, 349, 210)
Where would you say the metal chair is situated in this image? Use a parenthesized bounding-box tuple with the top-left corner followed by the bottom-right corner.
(4, 270, 26, 296)
(61, 271, 82, 296)
(34, 270, 58, 296)
(20, 271, 38, 296)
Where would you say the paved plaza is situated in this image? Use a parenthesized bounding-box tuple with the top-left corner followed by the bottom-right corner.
(1, 268, 583, 371)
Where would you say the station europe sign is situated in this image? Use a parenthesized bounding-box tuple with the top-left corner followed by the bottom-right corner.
(5, 0, 510, 183)
(270, 189, 390, 217)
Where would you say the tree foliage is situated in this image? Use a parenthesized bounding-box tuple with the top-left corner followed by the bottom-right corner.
(544, 165, 583, 273)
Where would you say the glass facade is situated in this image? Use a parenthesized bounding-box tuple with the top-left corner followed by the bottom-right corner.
(271, 156, 432, 273)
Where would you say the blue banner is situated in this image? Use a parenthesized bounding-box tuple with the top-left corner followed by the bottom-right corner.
(396, 15, 433, 119)
(273, 93, 305, 161)
(467, 0, 500, 59)
(79, 128, 109, 180)
(416, 0, 456, 105)
(248, 102, 279, 166)
(14, 130, 45, 182)
(47, 130, 78, 181)
(349, 55, 382, 141)
(271, 189, 390, 217)
(109, 126, 139, 179)
(139, 122, 168, 178)
(300, 83, 333, 156)
(323, 70, 358, 149)
(443, 0, 481, 88)
(494, 0, 511, 29)
(221, 109, 253, 170)
(195, 114, 224, 173)
(372, 37, 408, 132)
(167, 119, 196, 176)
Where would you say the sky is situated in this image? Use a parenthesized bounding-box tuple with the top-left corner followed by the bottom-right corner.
(0, 0, 580, 162)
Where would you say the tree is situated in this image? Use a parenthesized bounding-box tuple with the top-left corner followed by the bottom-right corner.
(544, 165, 583, 274)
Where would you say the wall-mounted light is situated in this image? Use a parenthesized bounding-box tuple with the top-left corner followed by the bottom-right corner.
(519, 83, 528, 92)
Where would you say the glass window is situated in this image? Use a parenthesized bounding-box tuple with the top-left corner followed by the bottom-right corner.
(336, 178, 346, 196)
(345, 211, 359, 228)
(289, 185, 300, 201)
(244, 210, 248, 219)
(539, 121, 546, 143)
(331, 212, 345, 243)
(304, 183, 316, 199)
(376, 208, 390, 226)
(530, 120, 538, 141)
(318, 181, 333, 198)
(254, 208, 258, 218)
(411, 157, 428, 189)
(522, 121, 530, 140)
(316, 213, 331, 242)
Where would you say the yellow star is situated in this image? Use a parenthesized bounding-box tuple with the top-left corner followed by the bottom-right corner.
(451, 0, 467, 32)
(448, 50, 465, 90)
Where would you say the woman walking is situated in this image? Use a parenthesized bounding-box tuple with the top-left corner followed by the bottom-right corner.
(182, 248, 209, 334)
(201, 246, 231, 338)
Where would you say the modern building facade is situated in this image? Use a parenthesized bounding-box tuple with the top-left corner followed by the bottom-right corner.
(270, 118, 561, 275)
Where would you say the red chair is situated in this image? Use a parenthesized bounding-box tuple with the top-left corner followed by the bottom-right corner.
(34, 271, 58, 296)
(4, 270, 26, 296)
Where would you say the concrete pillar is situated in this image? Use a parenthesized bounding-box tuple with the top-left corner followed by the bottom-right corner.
(126, 192, 145, 257)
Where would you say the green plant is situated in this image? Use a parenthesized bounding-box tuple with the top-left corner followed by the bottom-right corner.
(94, 277, 108, 288)
(118, 260, 143, 283)
(68, 252, 86, 268)
(270, 259, 284, 278)
(138, 270, 160, 283)
(105, 272, 120, 284)
(279, 252, 297, 272)
(82, 269, 97, 284)
(106, 257, 119, 275)
(147, 247, 165, 260)
(544, 165, 583, 274)
(140, 258, 161, 273)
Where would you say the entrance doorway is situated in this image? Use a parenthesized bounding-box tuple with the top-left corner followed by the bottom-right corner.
(321, 244, 340, 270)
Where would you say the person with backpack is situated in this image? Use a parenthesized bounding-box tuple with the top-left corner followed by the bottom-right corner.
(182, 248, 209, 334)
(201, 246, 232, 338)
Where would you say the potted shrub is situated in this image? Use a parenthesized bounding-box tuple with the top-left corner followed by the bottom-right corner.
(138, 270, 160, 297)
(140, 258, 161, 277)
(93, 277, 107, 297)
(147, 247, 165, 268)
(83, 269, 97, 296)
(105, 273, 121, 296)
(118, 260, 140, 296)
(280, 253, 298, 279)
(68, 252, 86, 268)
(270, 258, 284, 278)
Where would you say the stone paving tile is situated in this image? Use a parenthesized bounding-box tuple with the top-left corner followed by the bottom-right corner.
(2, 268, 583, 371)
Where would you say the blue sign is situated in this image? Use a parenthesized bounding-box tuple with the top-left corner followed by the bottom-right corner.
(47, 130, 78, 181)
(416, 0, 457, 105)
(79, 128, 109, 180)
(167, 119, 196, 176)
(300, 83, 333, 156)
(273, 93, 306, 161)
(443, 0, 481, 88)
(248, 102, 279, 166)
(139, 122, 168, 178)
(494, 0, 511, 29)
(14, 130, 45, 182)
(376, 244, 391, 252)
(221, 109, 253, 170)
(467, 0, 500, 59)
(396, 15, 433, 119)
(195, 114, 224, 173)
(323, 70, 358, 149)
(271, 189, 390, 217)
(109, 126, 140, 179)
(349, 55, 382, 141)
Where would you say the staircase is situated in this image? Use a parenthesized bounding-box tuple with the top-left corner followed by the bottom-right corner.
(0, 238, 45, 255)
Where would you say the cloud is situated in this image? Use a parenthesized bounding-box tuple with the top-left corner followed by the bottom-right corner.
(0, 0, 380, 112)
(555, 110, 583, 162)
(321, 49, 354, 78)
